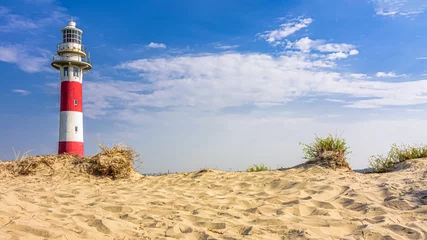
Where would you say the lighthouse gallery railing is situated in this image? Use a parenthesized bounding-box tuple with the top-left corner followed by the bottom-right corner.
(52, 54, 91, 64)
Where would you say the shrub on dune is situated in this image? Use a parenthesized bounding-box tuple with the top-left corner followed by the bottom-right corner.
(246, 163, 270, 172)
(369, 143, 427, 173)
(299, 133, 351, 170)
(87, 143, 140, 179)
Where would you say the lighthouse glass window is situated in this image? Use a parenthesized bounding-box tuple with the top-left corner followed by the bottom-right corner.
(62, 29, 82, 44)
(73, 67, 79, 77)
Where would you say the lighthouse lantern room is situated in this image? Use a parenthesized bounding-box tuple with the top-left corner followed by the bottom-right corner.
(51, 19, 92, 157)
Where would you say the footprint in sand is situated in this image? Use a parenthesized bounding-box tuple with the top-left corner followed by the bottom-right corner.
(101, 205, 133, 214)
(173, 223, 193, 234)
(8, 224, 52, 238)
(387, 224, 421, 240)
(312, 200, 335, 209)
(87, 219, 111, 234)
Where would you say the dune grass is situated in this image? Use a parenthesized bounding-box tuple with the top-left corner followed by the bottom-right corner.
(369, 143, 427, 173)
(87, 143, 141, 179)
(246, 163, 270, 172)
(4, 143, 141, 179)
(12, 147, 31, 162)
(299, 133, 351, 170)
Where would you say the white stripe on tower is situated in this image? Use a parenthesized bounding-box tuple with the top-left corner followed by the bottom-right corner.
(59, 111, 84, 142)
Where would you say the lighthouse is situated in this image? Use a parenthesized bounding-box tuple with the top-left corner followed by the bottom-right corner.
(51, 19, 92, 157)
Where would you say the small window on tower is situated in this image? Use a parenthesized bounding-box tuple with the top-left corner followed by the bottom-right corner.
(74, 99, 78, 106)
(75, 126, 78, 133)
(73, 67, 79, 77)
(64, 67, 69, 76)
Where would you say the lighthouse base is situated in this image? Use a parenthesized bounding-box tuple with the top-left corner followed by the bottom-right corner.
(58, 141, 84, 157)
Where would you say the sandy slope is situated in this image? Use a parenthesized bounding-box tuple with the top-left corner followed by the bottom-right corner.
(0, 160, 426, 240)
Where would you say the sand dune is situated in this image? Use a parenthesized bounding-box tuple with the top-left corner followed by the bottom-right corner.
(0, 159, 426, 240)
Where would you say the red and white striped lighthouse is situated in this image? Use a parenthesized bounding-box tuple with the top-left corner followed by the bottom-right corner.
(51, 19, 92, 157)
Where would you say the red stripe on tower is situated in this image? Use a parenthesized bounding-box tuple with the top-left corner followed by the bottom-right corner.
(51, 18, 92, 157)
(60, 81, 83, 112)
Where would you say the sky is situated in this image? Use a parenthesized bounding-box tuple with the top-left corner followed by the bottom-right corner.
(1, 0, 427, 173)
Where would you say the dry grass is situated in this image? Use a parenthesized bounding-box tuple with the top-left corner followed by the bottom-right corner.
(87, 143, 140, 179)
(12, 147, 31, 162)
(0, 144, 141, 180)
(305, 150, 351, 170)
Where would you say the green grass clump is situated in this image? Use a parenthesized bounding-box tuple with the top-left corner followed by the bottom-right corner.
(369, 143, 427, 173)
(299, 133, 351, 170)
(246, 164, 270, 172)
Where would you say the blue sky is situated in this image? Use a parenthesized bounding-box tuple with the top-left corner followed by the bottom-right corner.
(1, 0, 427, 173)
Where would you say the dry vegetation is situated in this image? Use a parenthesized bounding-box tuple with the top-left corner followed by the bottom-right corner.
(0, 143, 141, 180)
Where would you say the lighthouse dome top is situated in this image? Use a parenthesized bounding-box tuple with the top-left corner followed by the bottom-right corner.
(68, 19, 76, 27)
(61, 18, 82, 33)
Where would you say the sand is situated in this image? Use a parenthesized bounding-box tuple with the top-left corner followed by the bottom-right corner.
(0, 159, 426, 240)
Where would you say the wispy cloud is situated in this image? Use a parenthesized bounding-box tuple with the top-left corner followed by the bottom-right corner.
(372, 0, 427, 17)
(317, 43, 357, 53)
(325, 98, 346, 103)
(213, 43, 239, 50)
(12, 89, 30, 96)
(147, 42, 167, 49)
(416, 57, 427, 60)
(76, 49, 427, 118)
(375, 71, 406, 78)
(259, 17, 313, 43)
(349, 73, 370, 79)
(286, 37, 359, 59)
(0, 44, 51, 73)
(23, 0, 55, 3)
(0, 6, 70, 32)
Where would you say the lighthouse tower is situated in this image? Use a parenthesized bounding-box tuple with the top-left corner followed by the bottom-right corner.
(51, 19, 92, 157)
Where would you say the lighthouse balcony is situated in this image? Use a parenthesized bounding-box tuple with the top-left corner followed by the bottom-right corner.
(57, 43, 88, 57)
(51, 54, 92, 71)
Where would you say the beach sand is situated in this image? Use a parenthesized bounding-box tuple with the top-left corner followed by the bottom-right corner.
(0, 159, 426, 239)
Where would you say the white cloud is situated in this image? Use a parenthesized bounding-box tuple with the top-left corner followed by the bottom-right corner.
(325, 98, 346, 103)
(349, 73, 370, 79)
(147, 42, 167, 49)
(0, 44, 51, 73)
(12, 89, 30, 95)
(317, 43, 356, 53)
(213, 43, 239, 50)
(349, 49, 359, 55)
(416, 57, 427, 60)
(372, 0, 427, 17)
(292, 37, 323, 52)
(73, 50, 427, 118)
(285, 37, 359, 59)
(375, 71, 406, 78)
(327, 52, 350, 60)
(259, 17, 313, 43)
